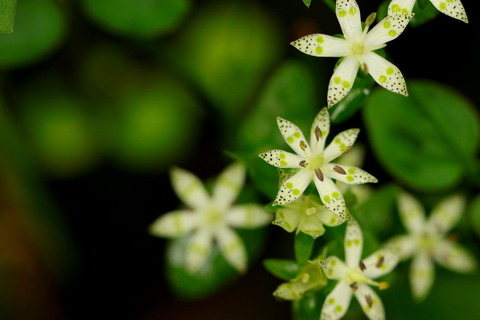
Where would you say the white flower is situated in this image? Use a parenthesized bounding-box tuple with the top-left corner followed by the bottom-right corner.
(388, 0, 468, 23)
(259, 107, 377, 220)
(274, 195, 349, 238)
(385, 192, 477, 301)
(320, 220, 399, 320)
(149, 162, 271, 273)
(291, 0, 413, 107)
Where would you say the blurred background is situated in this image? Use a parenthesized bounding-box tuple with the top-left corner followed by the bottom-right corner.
(0, 0, 479, 319)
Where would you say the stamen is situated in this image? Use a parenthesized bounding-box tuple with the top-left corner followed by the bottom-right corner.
(360, 63, 368, 74)
(299, 160, 308, 168)
(300, 140, 307, 151)
(365, 294, 373, 308)
(359, 261, 366, 271)
(376, 256, 385, 268)
(349, 282, 358, 291)
(365, 12, 377, 27)
(378, 282, 389, 290)
(333, 165, 347, 175)
(314, 168, 324, 181)
(315, 127, 322, 141)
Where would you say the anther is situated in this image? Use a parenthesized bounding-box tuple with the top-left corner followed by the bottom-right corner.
(365, 294, 373, 308)
(349, 282, 358, 291)
(300, 141, 307, 151)
(376, 256, 385, 268)
(314, 168, 324, 181)
(299, 160, 308, 168)
(315, 127, 322, 141)
(333, 165, 346, 175)
(359, 261, 366, 271)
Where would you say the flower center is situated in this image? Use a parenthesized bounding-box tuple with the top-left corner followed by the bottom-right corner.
(201, 205, 225, 230)
(309, 153, 324, 170)
(419, 233, 439, 252)
(351, 42, 365, 55)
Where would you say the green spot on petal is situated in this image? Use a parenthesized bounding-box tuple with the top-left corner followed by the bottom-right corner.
(338, 10, 346, 17)
(294, 132, 301, 138)
(293, 189, 301, 196)
(346, 240, 352, 247)
(286, 182, 293, 189)
(316, 36, 324, 44)
(383, 21, 391, 29)
(342, 81, 351, 89)
(280, 160, 288, 166)
(335, 305, 343, 313)
(349, 7, 357, 15)
(279, 153, 286, 159)
(392, 4, 400, 12)
(354, 239, 360, 246)
(379, 75, 387, 83)
(324, 195, 331, 203)
(386, 67, 394, 75)
(328, 298, 335, 304)
(346, 176, 354, 182)
(347, 168, 355, 174)
(388, 30, 397, 37)
(439, 2, 446, 10)
(287, 137, 294, 143)
(334, 77, 341, 84)
(332, 192, 340, 198)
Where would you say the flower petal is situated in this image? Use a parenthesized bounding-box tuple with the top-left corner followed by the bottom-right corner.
(215, 226, 247, 273)
(274, 169, 313, 206)
(277, 117, 311, 156)
(327, 56, 360, 107)
(320, 281, 353, 320)
(299, 214, 327, 238)
(290, 34, 350, 57)
(171, 167, 210, 209)
(353, 284, 385, 320)
(362, 248, 400, 279)
(317, 206, 348, 227)
(185, 230, 213, 273)
(272, 208, 300, 233)
(310, 107, 331, 154)
(433, 240, 477, 273)
(410, 251, 435, 301)
(212, 162, 245, 210)
(259, 149, 304, 169)
(149, 210, 199, 238)
(430, 0, 468, 23)
(344, 219, 363, 268)
(313, 176, 348, 220)
(226, 204, 272, 228)
(336, 0, 362, 41)
(397, 191, 427, 235)
(365, 13, 414, 48)
(320, 256, 349, 280)
(384, 235, 416, 261)
(363, 52, 408, 97)
(324, 163, 378, 185)
(426, 193, 465, 235)
(323, 128, 360, 163)
(388, 0, 416, 15)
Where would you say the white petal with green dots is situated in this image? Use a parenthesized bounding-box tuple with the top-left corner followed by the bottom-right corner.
(170, 167, 210, 209)
(323, 128, 360, 162)
(274, 169, 313, 205)
(353, 283, 385, 320)
(276, 117, 311, 156)
(320, 281, 353, 320)
(365, 13, 414, 48)
(327, 56, 360, 107)
(363, 52, 408, 97)
(324, 163, 378, 185)
(310, 107, 331, 154)
(344, 219, 363, 268)
(430, 0, 468, 23)
(336, 0, 362, 41)
(290, 34, 349, 57)
(149, 210, 199, 238)
(226, 204, 272, 228)
(212, 162, 245, 210)
(258, 149, 304, 169)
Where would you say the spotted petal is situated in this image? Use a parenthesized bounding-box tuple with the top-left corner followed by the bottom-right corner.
(365, 13, 414, 48)
(426, 194, 465, 235)
(433, 240, 477, 273)
(290, 34, 350, 57)
(185, 230, 213, 273)
(363, 52, 408, 97)
(310, 107, 331, 154)
(320, 281, 353, 320)
(273, 208, 300, 233)
(324, 163, 378, 185)
(226, 204, 272, 228)
(327, 56, 360, 107)
(277, 117, 311, 156)
(336, 0, 362, 41)
(212, 162, 245, 210)
(318, 206, 348, 227)
(259, 149, 304, 169)
(362, 248, 400, 279)
(215, 226, 247, 273)
(313, 176, 347, 220)
(430, 0, 468, 23)
(410, 251, 434, 301)
(388, 0, 415, 15)
(274, 169, 313, 206)
(149, 210, 199, 238)
(354, 283, 385, 320)
(397, 192, 427, 235)
(344, 219, 363, 268)
(323, 128, 360, 162)
(171, 167, 210, 209)
(320, 256, 348, 280)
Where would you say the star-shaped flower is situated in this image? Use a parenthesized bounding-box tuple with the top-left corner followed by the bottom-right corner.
(291, 0, 413, 107)
(388, 0, 468, 23)
(259, 107, 377, 220)
(149, 162, 271, 273)
(273, 195, 349, 239)
(320, 220, 399, 320)
(385, 192, 477, 301)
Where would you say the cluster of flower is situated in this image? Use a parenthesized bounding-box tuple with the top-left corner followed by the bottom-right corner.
(149, 0, 475, 319)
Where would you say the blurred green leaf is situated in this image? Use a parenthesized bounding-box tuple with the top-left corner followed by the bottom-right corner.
(293, 291, 323, 320)
(264, 259, 299, 281)
(295, 232, 315, 265)
(168, 0, 281, 116)
(82, 0, 190, 39)
(165, 228, 267, 299)
(235, 60, 318, 198)
(410, 1, 439, 27)
(303, 0, 312, 8)
(0, 0, 66, 68)
(0, 0, 16, 33)
(469, 194, 480, 238)
(364, 80, 480, 192)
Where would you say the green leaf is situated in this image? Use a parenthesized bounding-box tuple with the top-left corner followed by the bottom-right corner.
(364, 80, 480, 192)
(0, 0, 16, 33)
(81, 0, 190, 39)
(468, 194, 480, 238)
(302, 0, 312, 8)
(264, 259, 299, 281)
(293, 291, 323, 320)
(410, 0, 439, 27)
(235, 60, 318, 198)
(295, 232, 315, 265)
(165, 228, 267, 299)
(0, 0, 66, 68)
